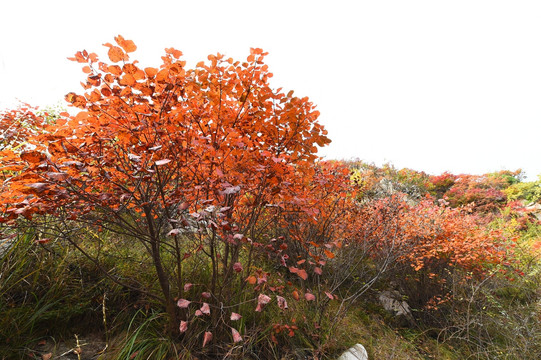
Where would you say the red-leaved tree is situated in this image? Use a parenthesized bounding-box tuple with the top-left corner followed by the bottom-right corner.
(0, 36, 332, 339)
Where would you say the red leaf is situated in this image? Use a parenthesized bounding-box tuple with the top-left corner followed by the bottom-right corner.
(314, 267, 322, 275)
(232, 328, 242, 343)
(276, 295, 288, 310)
(255, 294, 271, 312)
(305, 292, 316, 301)
(289, 266, 308, 280)
(200, 302, 210, 315)
(179, 202, 189, 210)
(325, 291, 334, 300)
(230, 312, 242, 321)
(233, 262, 243, 273)
(183, 283, 193, 292)
(179, 321, 188, 333)
(202, 331, 212, 347)
(176, 299, 191, 308)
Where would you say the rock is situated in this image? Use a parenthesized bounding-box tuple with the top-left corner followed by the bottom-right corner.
(525, 202, 541, 220)
(337, 344, 368, 360)
(378, 290, 411, 317)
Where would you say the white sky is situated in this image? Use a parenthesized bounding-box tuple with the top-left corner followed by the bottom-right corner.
(1, 0, 540, 179)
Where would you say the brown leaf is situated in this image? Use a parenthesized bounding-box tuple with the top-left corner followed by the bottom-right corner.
(24, 183, 49, 194)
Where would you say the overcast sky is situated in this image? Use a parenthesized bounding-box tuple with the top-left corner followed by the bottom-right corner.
(1, 0, 540, 179)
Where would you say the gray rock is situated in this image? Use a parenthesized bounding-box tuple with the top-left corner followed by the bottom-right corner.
(378, 290, 411, 317)
(337, 344, 368, 360)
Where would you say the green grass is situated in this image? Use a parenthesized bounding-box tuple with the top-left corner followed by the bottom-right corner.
(2, 222, 541, 359)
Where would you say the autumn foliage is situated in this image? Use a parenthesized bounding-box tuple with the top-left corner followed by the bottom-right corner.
(0, 36, 524, 355)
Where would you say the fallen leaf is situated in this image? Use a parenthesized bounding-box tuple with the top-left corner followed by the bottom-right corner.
(202, 331, 212, 347)
(276, 295, 288, 310)
(232, 328, 242, 343)
(179, 321, 188, 333)
(176, 299, 191, 308)
(200, 302, 210, 315)
(255, 293, 271, 312)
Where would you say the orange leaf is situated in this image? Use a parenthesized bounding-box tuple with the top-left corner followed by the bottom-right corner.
(324, 250, 335, 259)
(114, 35, 137, 53)
(123, 63, 138, 74)
(108, 65, 122, 75)
(144, 67, 158, 77)
(108, 46, 128, 63)
(119, 74, 136, 87)
(20, 151, 46, 163)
